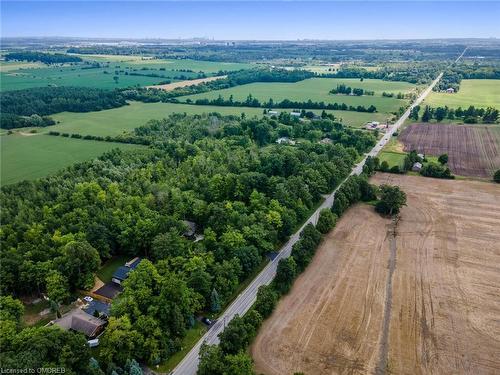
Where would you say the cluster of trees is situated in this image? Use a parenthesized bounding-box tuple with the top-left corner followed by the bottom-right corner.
(0, 87, 128, 128)
(1, 114, 377, 368)
(5, 51, 82, 64)
(187, 94, 377, 113)
(1, 113, 55, 130)
(420, 105, 499, 124)
(382, 91, 406, 99)
(420, 162, 454, 179)
(330, 84, 374, 96)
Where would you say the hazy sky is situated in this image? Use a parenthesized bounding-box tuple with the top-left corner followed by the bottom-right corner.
(2, 1, 499, 40)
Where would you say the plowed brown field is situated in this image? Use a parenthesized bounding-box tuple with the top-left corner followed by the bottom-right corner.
(399, 123, 500, 178)
(252, 174, 500, 375)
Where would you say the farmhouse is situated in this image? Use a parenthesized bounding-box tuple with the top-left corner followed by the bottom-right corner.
(446, 87, 455, 93)
(52, 309, 106, 339)
(267, 110, 279, 116)
(290, 111, 301, 117)
(412, 162, 423, 172)
(111, 257, 142, 285)
(83, 300, 111, 318)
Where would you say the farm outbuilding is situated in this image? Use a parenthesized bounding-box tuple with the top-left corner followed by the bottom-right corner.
(412, 162, 423, 172)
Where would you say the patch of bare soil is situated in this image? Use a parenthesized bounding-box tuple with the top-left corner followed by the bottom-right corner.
(145, 75, 227, 91)
(252, 174, 500, 375)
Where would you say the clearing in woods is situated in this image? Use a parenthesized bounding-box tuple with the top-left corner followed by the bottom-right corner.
(399, 123, 500, 178)
(251, 173, 500, 375)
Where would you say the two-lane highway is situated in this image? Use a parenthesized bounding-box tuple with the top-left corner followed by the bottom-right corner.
(171, 71, 443, 375)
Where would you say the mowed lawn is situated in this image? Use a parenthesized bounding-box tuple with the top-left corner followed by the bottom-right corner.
(0, 134, 142, 186)
(181, 78, 416, 114)
(48, 101, 387, 137)
(426, 79, 500, 109)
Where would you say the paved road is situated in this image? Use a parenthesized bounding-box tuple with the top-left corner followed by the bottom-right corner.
(170, 72, 443, 375)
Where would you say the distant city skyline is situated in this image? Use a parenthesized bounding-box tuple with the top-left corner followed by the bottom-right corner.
(2, 1, 499, 40)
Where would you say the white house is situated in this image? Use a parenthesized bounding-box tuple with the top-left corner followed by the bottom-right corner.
(412, 162, 423, 172)
(446, 87, 455, 93)
(276, 137, 296, 145)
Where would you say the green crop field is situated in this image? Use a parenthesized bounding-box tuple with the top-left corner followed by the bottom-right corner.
(0, 64, 197, 91)
(0, 133, 142, 186)
(181, 78, 416, 114)
(47, 101, 387, 136)
(0, 57, 253, 91)
(75, 54, 254, 73)
(426, 79, 500, 109)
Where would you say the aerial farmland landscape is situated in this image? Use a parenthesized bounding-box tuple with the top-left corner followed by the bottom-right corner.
(0, 1, 499, 375)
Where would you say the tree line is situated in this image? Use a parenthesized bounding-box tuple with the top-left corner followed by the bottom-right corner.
(184, 94, 377, 113)
(411, 104, 499, 124)
(5, 51, 82, 64)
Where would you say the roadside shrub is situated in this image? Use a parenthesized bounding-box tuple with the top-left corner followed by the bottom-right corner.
(316, 209, 337, 234)
(493, 169, 500, 183)
(254, 285, 279, 318)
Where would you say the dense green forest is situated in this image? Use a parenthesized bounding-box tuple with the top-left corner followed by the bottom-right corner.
(1, 113, 375, 369)
(0, 87, 128, 129)
(5, 51, 83, 64)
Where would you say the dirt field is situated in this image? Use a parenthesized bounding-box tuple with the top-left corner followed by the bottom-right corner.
(252, 174, 500, 375)
(145, 75, 226, 91)
(399, 123, 500, 178)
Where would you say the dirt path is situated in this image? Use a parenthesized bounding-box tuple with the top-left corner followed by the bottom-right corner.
(145, 75, 227, 91)
(252, 174, 500, 375)
(376, 217, 398, 375)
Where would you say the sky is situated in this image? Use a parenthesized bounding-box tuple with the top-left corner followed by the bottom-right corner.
(1, 1, 499, 40)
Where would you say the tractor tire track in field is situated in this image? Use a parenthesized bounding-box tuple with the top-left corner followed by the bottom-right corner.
(375, 216, 399, 375)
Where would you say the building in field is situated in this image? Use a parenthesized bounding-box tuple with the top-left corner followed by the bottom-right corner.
(446, 87, 455, 93)
(412, 162, 423, 172)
